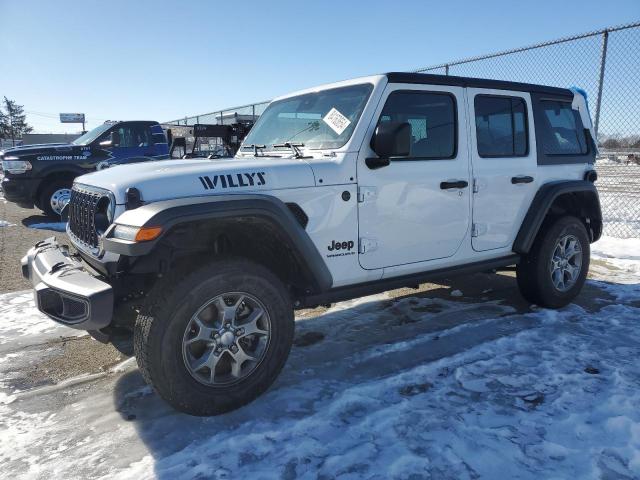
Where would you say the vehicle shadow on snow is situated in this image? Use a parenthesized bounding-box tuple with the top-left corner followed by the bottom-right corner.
(111, 272, 617, 477)
(21, 213, 59, 226)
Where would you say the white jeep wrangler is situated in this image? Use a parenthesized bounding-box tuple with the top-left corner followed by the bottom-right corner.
(22, 73, 602, 416)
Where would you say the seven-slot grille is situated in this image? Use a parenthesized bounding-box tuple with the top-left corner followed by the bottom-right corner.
(68, 186, 107, 249)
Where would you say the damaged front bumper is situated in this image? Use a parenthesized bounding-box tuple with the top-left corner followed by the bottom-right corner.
(21, 237, 113, 331)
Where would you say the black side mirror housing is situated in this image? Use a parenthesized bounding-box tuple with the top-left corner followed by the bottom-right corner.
(371, 121, 411, 158)
(111, 131, 121, 147)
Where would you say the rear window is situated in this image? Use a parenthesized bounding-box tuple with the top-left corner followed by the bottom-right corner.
(539, 100, 587, 155)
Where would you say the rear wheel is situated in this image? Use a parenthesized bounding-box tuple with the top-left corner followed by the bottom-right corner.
(134, 258, 294, 416)
(516, 216, 590, 308)
(39, 179, 72, 217)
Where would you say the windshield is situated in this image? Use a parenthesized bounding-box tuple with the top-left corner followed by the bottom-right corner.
(71, 123, 113, 146)
(242, 83, 373, 152)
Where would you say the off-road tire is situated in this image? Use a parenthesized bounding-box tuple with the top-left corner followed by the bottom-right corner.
(516, 215, 590, 308)
(39, 179, 72, 217)
(134, 258, 294, 416)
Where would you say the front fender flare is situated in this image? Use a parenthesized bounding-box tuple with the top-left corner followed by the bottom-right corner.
(103, 194, 333, 292)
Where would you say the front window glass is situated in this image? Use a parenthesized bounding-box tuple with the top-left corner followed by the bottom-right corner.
(241, 84, 373, 151)
(377, 91, 456, 159)
(71, 123, 112, 146)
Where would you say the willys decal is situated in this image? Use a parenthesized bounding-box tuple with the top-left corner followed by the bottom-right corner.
(199, 172, 266, 190)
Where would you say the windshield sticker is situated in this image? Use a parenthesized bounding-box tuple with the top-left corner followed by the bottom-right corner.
(323, 108, 351, 135)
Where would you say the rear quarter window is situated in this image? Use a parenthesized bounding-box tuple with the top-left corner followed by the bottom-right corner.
(539, 100, 587, 155)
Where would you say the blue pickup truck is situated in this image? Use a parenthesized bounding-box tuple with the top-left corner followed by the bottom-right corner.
(1, 120, 169, 216)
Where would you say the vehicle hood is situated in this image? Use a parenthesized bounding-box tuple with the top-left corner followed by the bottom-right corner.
(0, 143, 79, 159)
(75, 156, 316, 204)
(1, 142, 70, 156)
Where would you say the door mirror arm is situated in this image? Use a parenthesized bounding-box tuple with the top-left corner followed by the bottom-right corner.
(365, 157, 391, 169)
(368, 121, 411, 169)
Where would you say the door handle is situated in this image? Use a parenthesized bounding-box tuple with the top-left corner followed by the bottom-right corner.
(440, 180, 469, 190)
(511, 175, 534, 184)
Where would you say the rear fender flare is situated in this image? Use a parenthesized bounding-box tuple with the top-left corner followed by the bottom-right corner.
(513, 180, 602, 254)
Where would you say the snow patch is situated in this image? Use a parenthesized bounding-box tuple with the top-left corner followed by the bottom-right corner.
(0, 237, 638, 479)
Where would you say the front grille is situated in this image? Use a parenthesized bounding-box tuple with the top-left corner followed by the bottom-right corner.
(68, 186, 109, 249)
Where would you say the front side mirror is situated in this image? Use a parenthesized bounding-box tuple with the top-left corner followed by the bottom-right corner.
(100, 131, 121, 148)
(371, 121, 411, 158)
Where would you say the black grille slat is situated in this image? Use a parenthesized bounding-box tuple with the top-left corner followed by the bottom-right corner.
(68, 186, 108, 249)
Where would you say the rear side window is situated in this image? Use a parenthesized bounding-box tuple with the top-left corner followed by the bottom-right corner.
(539, 100, 587, 155)
(474, 95, 528, 157)
(152, 133, 166, 144)
(378, 91, 456, 159)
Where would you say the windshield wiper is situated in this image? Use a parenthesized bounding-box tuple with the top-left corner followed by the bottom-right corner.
(241, 144, 265, 155)
(240, 144, 282, 157)
(272, 142, 311, 159)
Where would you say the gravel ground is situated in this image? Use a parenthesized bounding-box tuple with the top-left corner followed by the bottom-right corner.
(0, 197, 66, 292)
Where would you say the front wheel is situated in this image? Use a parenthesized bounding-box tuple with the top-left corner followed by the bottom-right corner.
(134, 259, 294, 416)
(516, 216, 590, 308)
(39, 179, 72, 217)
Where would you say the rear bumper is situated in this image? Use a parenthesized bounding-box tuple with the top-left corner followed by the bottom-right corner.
(1, 175, 40, 207)
(21, 237, 113, 331)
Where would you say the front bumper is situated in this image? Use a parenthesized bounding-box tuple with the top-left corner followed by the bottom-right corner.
(1, 175, 40, 207)
(21, 237, 114, 331)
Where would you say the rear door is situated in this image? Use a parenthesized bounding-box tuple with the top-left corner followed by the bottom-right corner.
(467, 89, 537, 251)
(357, 84, 471, 270)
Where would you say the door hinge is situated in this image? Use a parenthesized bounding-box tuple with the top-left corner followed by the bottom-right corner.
(359, 238, 378, 254)
(472, 178, 479, 193)
(357, 186, 377, 203)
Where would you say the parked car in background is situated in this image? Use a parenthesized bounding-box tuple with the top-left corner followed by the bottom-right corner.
(0, 120, 168, 216)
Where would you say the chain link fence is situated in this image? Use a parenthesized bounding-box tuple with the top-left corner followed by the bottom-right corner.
(415, 21, 640, 239)
(168, 21, 640, 238)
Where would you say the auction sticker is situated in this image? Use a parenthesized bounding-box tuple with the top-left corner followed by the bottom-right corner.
(323, 108, 351, 135)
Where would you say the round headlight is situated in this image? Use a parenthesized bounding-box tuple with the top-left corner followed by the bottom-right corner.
(95, 196, 113, 235)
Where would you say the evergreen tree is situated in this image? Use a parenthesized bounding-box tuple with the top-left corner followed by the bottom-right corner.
(2, 97, 32, 143)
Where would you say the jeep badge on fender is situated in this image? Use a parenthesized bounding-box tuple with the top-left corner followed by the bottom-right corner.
(328, 240, 354, 251)
(21, 72, 601, 416)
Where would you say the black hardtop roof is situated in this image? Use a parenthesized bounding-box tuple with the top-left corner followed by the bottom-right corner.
(385, 72, 572, 96)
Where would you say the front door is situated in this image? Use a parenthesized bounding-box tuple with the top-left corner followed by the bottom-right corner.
(109, 123, 154, 162)
(466, 89, 538, 251)
(357, 84, 471, 270)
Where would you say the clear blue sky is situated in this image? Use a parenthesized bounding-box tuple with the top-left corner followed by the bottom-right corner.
(0, 0, 638, 133)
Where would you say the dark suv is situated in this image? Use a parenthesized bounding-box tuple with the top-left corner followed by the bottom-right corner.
(1, 120, 168, 216)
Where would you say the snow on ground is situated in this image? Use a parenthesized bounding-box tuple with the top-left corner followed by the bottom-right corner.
(0, 237, 639, 479)
(26, 222, 67, 232)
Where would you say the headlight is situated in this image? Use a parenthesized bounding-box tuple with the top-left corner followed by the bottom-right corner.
(94, 196, 114, 235)
(2, 158, 32, 174)
(112, 224, 162, 242)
